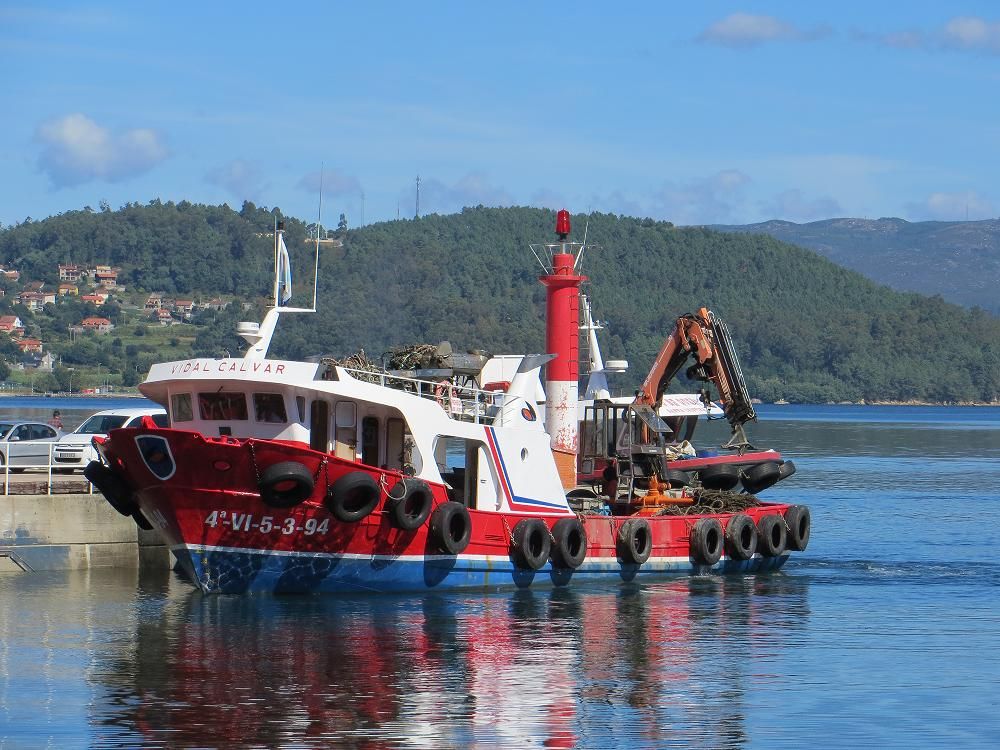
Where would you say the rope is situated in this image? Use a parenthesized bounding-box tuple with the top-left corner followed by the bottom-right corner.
(655, 489, 762, 516)
(382, 474, 407, 500)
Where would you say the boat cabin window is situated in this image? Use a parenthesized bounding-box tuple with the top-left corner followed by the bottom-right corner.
(296, 396, 306, 423)
(253, 393, 287, 423)
(198, 392, 248, 421)
(171, 393, 193, 422)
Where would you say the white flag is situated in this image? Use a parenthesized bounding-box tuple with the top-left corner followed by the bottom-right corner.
(277, 234, 292, 305)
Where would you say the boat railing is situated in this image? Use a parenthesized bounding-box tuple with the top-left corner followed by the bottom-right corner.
(340, 368, 504, 425)
(1, 443, 96, 496)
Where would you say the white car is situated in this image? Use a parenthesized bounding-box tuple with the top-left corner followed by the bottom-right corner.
(0, 421, 60, 472)
(53, 407, 168, 471)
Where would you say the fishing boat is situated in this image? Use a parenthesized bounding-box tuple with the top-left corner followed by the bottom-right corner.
(87, 212, 809, 594)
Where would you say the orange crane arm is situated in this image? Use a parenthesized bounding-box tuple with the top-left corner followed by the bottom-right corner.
(633, 307, 756, 437)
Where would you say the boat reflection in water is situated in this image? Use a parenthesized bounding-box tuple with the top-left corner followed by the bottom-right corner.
(95, 572, 809, 748)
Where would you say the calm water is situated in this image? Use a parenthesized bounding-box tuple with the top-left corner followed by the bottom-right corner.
(1, 404, 999, 749)
(0, 396, 158, 433)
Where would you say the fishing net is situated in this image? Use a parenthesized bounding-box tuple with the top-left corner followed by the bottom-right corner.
(655, 489, 762, 516)
(385, 344, 442, 371)
(319, 349, 384, 383)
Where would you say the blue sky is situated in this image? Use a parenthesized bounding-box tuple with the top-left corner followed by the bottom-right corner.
(3, 2, 999, 227)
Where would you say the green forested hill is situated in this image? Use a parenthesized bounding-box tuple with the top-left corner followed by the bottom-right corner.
(2, 203, 999, 403)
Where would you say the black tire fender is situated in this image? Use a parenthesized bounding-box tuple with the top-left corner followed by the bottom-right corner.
(259, 461, 314, 508)
(616, 518, 652, 565)
(777, 460, 797, 482)
(429, 501, 472, 555)
(690, 518, 724, 566)
(665, 469, 692, 488)
(757, 514, 788, 557)
(725, 513, 758, 560)
(741, 461, 782, 495)
(784, 505, 811, 551)
(511, 518, 551, 571)
(551, 517, 587, 569)
(84, 461, 138, 517)
(324, 471, 379, 522)
(698, 463, 741, 491)
(386, 478, 434, 531)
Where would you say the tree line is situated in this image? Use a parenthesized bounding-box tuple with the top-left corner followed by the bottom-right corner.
(2, 202, 998, 403)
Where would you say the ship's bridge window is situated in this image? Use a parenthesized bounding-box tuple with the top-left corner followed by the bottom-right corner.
(198, 392, 248, 421)
(171, 393, 193, 422)
(253, 393, 287, 423)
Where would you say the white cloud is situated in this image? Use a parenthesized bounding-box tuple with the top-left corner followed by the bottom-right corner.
(35, 114, 167, 188)
(297, 169, 363, 197)
(648, 170, 752, 224)
(759, 189, 842, 222)
(857, 16, 1000, 55)
(205, 159, 266, 201)
(905, 191, 995, 221)
(411, 172, 513, 215)
(698, 13, 829, 48)
(942, 16, 1000, 54)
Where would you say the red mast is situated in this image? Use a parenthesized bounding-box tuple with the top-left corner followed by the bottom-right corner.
(537, 210, 587, 489)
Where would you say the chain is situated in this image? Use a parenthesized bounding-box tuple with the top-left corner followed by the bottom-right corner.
(247, 441, 261, 482)
(313, 457, 327, 484)
(502, 515, 514, 545)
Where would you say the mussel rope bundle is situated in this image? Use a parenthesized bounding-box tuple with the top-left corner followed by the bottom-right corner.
(655, 489, 762, 516)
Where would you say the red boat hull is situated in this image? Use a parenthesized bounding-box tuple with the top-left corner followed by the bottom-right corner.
(100, 427, 801, 594)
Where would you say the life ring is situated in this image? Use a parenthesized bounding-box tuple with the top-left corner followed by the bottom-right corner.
(698, 463, 740, 491)
(259, 461, 314, 508)
(783, 505, 811, 551)
(84, 461, 138, 517)
(434, 379, 459, 413)
(690, 518, 724, 566)
(741, 462, 781, 495)
(511, 518, 551, 570)
(429, 501, 472, 555)
(616, 518, 652, 565)
(434, 379, 448, 405)
(756, 514, 788, 557)
(386, 478, 434, 530)
(324, 471, 379, 522)
(725, 513, 757, 560)
(551, 517, 587, 569)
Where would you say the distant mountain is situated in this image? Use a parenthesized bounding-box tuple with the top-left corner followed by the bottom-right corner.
(712, 218, 1000, 314)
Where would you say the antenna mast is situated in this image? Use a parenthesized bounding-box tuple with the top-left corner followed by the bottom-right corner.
(415, 174, 421, 219)
(313, 164, 323, 311)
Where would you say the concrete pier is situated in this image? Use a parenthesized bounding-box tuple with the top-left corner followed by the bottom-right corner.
(0, 493, 170, 572)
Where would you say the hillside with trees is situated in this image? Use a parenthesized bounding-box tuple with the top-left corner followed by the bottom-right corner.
(1, 202, 999, 403)
(713, 217, 1000, 314)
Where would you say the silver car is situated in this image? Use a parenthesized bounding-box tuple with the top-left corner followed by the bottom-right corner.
(0, 421, 60, 472)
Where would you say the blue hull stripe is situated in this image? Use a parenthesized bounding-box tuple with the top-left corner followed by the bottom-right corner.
(173, 543, 789, 595)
